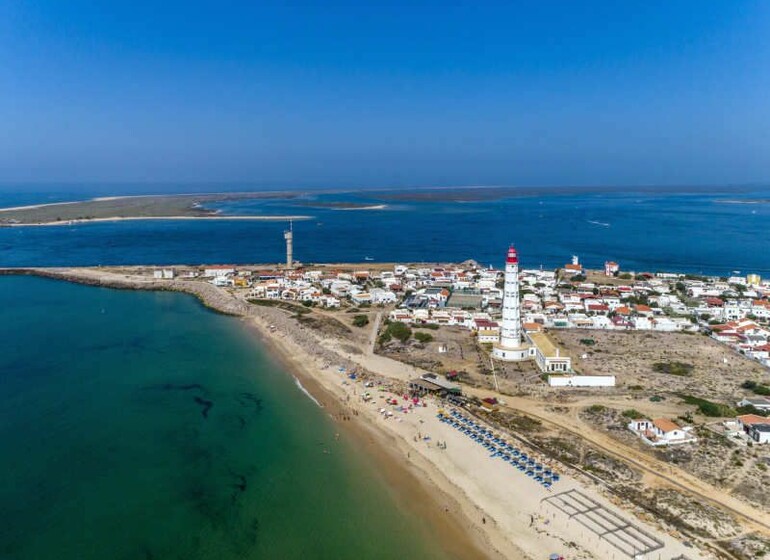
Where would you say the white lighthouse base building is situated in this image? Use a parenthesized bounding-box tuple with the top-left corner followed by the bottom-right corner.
(492, 343, 533, 362)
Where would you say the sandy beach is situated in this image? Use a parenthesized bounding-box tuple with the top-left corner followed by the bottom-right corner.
(0, 266, 711, 559)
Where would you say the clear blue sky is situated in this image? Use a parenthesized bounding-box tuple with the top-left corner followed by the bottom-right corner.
(1, 1, 768, 189)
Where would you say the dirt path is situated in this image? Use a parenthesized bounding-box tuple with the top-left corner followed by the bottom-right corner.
(368, 311, 383, 354)
(339, 339, 770, 536)
(479, 391, 770, 536)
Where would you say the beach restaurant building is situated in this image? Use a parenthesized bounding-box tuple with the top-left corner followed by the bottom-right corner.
(408, 374, 462, 397)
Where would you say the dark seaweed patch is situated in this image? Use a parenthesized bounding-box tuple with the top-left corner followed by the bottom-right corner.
(236, 392, 263, 415)
(193, 396, 213, 419)
(142, 383, 208, 393)
(228, 471, 248, 503)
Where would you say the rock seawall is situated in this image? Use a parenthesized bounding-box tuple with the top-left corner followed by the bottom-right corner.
(0, 268, 248, 316)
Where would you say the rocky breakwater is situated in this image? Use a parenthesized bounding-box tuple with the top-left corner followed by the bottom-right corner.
(0, 267, 366, 376)
(0, 267, 249, 316)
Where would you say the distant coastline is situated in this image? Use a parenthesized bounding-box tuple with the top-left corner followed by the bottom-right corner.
(293, 201, 388, 210)
(0, 192, 302, 225)
(1, 215, 312, 227)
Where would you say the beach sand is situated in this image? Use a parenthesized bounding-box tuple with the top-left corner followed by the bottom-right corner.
(242, 306, 707, 560)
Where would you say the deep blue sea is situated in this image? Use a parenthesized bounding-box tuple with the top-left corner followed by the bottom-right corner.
(1, 186, 769, 275)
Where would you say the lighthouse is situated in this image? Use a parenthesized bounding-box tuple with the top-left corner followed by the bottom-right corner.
(492, 245, 531, 362)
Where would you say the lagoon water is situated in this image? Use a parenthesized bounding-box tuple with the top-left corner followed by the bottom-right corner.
(1, 186, 769, 275)
(0, 276, 450, 560)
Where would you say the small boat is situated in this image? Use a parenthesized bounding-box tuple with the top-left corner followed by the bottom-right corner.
(364, 256, 374, 261)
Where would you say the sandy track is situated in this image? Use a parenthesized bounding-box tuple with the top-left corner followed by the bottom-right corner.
(485, 394, 770, 536)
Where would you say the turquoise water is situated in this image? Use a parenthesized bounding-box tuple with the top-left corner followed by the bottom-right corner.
(0, 276, 450, 559)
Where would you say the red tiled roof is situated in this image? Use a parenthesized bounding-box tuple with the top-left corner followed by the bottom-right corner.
(653, 418, 680, 433)
(737, 414, 770, 426)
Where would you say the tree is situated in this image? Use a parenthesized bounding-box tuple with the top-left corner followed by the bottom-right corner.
(386, 321, 412, 343)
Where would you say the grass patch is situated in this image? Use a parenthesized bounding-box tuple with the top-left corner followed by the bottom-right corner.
(379, 321, 412, 344)
(742, 380, 770, 396)
(248, 299, 311, 314)
(296, 314, 352, 337)
(679, 394, 736, 417)
(414, 331, 434, 343)
(652, 361, 694, 376)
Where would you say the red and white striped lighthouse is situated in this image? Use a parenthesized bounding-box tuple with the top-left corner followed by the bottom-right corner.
(499, 245, 522, 348)
(493, 245, 529, 362)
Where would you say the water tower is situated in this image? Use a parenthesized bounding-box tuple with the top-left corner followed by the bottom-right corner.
(284, 220, 293, 269)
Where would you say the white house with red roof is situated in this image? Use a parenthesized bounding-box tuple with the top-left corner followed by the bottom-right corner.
(628, 418, 696, 446)
(473, 318, 500, 343)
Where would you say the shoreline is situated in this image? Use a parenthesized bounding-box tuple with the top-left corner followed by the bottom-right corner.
(244, 319, 502, 560)
(0, 215, 312, 227)
(0, 267, 711, 560)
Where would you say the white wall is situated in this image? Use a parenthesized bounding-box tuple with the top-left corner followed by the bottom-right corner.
(548, 375, 616, 387)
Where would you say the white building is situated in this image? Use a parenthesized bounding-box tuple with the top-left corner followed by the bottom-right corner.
(203, 266, 235, 278)
(737, 397, 770, 411)
(749, 424, 770, 444)
(548, 375, 615, 387)
(369, 288, 397, 305)
(627, 418, 697, 446)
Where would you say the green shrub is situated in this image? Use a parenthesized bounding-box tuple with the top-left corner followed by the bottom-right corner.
(384, 321, 412, 343)
(352, 314, 369, 328)
(414, 332, 433, 343)
(679, 394, 736, 417)
(579, 338, 596, 346)
(587, 404, 607, 414)
(652, 361, 694, 376)
(621, 409, 644, 419)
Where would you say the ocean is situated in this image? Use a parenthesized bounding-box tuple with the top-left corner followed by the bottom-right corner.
(1, 186, 769, 275)
(0, 276, 451, 560)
